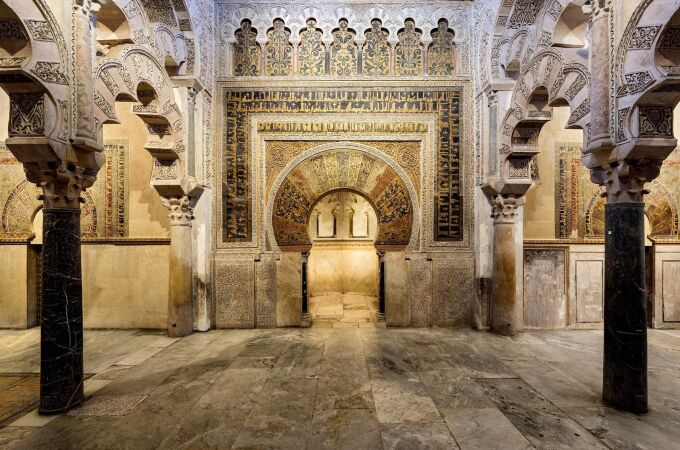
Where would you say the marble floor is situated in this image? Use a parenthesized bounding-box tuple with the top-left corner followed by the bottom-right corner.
(308, 294, 380, 326)
(0, 328, 679, 449)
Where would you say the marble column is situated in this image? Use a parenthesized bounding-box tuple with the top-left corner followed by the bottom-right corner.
(34, 164, 96, 414)
(490, 194, 520, 336)
(186, 88, 197, 177)
(588, 0, 613, 149)
(162, 196, 194, 338)
(593, 161, 660, 414)
(301, 252, 310, 316)
(378, 252, 386, 319)
(73, 0, 99, 147)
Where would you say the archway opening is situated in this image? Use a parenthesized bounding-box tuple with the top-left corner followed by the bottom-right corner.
(307, 190, 380, 326)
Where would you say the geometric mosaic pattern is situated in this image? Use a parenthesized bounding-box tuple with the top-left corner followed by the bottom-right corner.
(221, 86, 465, 244)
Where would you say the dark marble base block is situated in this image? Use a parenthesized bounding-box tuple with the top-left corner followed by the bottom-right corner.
(603, 203, 648, 414)
(39, 208, 84, 414)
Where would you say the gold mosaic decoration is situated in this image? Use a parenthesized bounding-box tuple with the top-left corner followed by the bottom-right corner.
(0, 141, 128, 239)
(396, 19, 423, 76)
(233, 20, 261, 77)
(264, 140, 421, 197)
(272, 149, 413, 248)
(221, 85, 465, 244)
(363, 20, 390, 76)
(330, 19, 358, 77)
(298, 19, 325, 76)
(265, 19, 293, 77)
(556, 143, 679, 239)
(428, 20, 456, 76)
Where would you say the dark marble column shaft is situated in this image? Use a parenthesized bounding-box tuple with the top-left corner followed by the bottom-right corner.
(301, 252, 309, 315)
(378, 252, 386, 315)
(603, 202, 648, 414)
(40, 208, 84, 414)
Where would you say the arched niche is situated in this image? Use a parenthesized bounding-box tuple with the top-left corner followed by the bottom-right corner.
(96, 0, 133, 48)
(268, 145, 419, 253)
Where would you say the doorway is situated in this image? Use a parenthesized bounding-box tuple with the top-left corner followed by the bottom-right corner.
(306, 190, 380, 326)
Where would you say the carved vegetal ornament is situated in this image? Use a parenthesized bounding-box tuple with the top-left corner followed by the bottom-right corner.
(162, 195, 193, 226)
(491, 194, 519, 224)
(27, 163, 97, 210)
(590, 160, 663, 204)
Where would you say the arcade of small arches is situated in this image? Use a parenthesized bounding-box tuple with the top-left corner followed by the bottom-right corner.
(1, 0, 680, 433)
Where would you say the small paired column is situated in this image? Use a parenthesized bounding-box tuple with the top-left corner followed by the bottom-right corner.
(162, 195, 194, 338)
(32, 163, 96, 414)
(490, 193, 520, 336)
(377, 251, 386, 320)
(301, 252, 311, 324)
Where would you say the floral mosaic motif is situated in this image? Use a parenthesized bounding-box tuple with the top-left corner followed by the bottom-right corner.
(428, 19, 456, 76)
(272, 149, 414, 248)
(265, 19, 293, 77)
(330, 19, 358, 77)
(233, 20, 261, 77)
(362, 19, 390, 76)
(298, 18, 325, 76)
(396, 19, 423, 76)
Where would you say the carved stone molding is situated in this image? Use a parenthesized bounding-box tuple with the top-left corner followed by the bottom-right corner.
(9, 93, 45, 137)
(490, 193, 520, 224)
(162, 195, 193, 226)
(25, 162, 98, 210)
(590, 159, 663, 204)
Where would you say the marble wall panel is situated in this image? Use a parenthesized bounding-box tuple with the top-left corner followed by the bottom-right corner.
(82, 244, 169, 329)
(432, 254, 474, 327)
(255, 254, 277, 328)
(523, 248, 568, 329)
(277, 252, 302, 327)
(410, 255, 433, 327)
(653, 245, 680, 327)
(385, 252, 411, 327)
(568, 247, 605, 326)
(215, 257, 255, 328)
(308, 246, 379, 297)
(0, 244, 28, 328)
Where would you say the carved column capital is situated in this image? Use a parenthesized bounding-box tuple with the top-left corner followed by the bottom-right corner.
(590, 0, 610, 21)
(490, 194, 520, 224)
(301, 251, 310, 263)
(26, 162, 97, 209)
(161, 195, 193, 226)
(487, 90, 498, 109)
(590, 159, 662, 204)
(187, 87, 198, 106)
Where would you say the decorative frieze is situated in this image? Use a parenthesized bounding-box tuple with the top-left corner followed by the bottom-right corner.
(31, 61, 68, 85)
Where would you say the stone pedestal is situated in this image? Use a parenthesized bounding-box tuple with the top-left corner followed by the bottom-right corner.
(603, 203, 648, 413)
(40, 208, 85, 414)
(163, 196, 194, 338)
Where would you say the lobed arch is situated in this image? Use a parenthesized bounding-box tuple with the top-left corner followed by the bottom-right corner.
(220, 7, 468, 48)
(1, 180, 98, 238)
(500, 50, 590, 152)
(106, 0, 195, 78)
(94, 45, 186, 188)
(267, 143, 420, 253)
(615, 0, 680, 156)
(0, 0, 71, 153)
(585, 180, 679, 238)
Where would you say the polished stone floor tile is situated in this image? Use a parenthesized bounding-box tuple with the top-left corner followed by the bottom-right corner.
(0, 328, 679, 449)
(380, 422, 460, 449)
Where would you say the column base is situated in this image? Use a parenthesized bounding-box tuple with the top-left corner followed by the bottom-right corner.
(301, 313, 312, 328)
